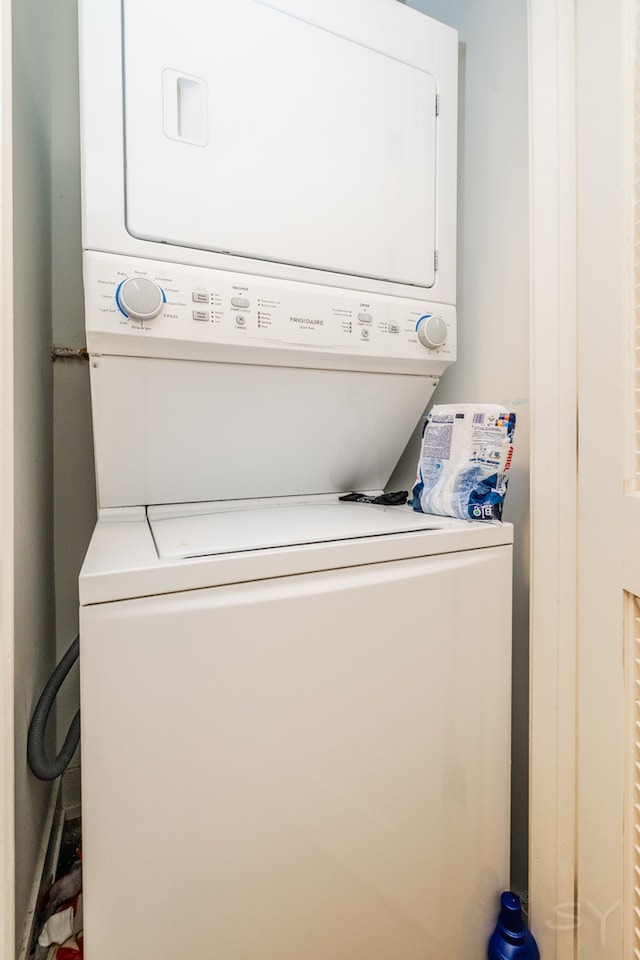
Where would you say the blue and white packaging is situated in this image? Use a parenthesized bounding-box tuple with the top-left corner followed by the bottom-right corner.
(412, 404, 516, 521)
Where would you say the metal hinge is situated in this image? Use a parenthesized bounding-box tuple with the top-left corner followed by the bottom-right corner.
(434, 250, 439, 272)
(435, 94, 440, 117)
(50, 345, 89, 361)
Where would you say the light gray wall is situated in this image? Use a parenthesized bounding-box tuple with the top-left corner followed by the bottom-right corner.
(12, 0, 56, 939)
(51, 0, 95, 761)
(392, 0, 530, 895)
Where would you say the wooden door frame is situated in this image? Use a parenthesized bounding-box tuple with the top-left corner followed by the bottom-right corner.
(0, 0, 14, 954)
(528, 0, 578, 957)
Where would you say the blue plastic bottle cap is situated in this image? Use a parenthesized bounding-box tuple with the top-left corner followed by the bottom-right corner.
(499, 892, 526, 936)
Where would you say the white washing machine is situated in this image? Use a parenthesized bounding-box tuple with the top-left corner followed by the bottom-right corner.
(79, 497, 512, 960)
(77, 3, 513, 957)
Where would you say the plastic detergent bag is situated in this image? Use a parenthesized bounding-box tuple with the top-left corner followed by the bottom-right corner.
(412, 404, 516, 521)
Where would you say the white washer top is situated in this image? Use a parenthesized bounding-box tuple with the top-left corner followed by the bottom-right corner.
(147, 499, 445, 559)
(80, 496, 513, 606)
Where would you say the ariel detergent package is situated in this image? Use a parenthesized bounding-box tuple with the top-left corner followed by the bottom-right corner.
(411, 404, 516, 521)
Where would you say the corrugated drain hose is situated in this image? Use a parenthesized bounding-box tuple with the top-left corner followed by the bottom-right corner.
(27, 635, 80, 781)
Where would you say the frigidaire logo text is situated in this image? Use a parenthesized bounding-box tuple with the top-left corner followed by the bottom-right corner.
(290, 316, 323, 325)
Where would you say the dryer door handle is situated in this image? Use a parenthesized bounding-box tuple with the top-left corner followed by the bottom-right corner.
(162, 69, 208, 147)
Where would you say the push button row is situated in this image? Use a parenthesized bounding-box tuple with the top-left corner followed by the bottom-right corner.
(192, 291, 252, 309)
(192, 311, 247, 325)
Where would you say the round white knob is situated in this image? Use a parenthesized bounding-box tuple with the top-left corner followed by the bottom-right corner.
(116, 277, 165, 321)
(416, 314, 447, 350)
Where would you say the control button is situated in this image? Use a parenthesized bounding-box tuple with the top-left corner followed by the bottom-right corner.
(235, 315, 246, 326)
(193, 310, 209, 321)
(388, 323, 400, 334)
(231, 297, 250, 308)
(357, 313, 373, 323)
(416, 314, 448, 350)
(192, 291, 209, 304)
(116, 277, 165, 321)
(361, 329, 370, 340)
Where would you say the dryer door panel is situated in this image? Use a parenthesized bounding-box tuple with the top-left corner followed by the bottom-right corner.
(122, 0, 437, 286)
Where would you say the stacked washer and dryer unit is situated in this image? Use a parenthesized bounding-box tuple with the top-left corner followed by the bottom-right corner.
(77, 2, 513, 958)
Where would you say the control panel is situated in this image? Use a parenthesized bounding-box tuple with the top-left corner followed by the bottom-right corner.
(84, 252, 456, 375)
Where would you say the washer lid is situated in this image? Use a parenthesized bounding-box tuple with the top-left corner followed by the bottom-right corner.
(147, 500, 445, 560)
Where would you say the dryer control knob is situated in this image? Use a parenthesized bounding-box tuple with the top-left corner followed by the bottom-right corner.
(416, 314, 447, 350)
(116, 277, 165, 321)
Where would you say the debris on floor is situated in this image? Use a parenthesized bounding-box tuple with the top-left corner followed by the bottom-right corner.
(32, 817, 83, 960)
(36, 892, 82, 958)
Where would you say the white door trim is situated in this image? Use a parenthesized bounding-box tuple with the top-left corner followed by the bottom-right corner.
(527, 0, 578, 956)
(0, 0, 14, 953)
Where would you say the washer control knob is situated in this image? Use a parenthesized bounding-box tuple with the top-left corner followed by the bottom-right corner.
(416, 314, 447, 350)
(116, 277, 165, 321)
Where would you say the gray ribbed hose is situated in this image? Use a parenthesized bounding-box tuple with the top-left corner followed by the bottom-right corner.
(27, 636, 80, 781)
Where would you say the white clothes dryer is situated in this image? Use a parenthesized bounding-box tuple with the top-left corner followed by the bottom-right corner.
(79, 498, 512, 960)
(79, 0, 458, 303)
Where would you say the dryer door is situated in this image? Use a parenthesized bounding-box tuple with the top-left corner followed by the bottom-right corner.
(122, 0, 437, 286)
